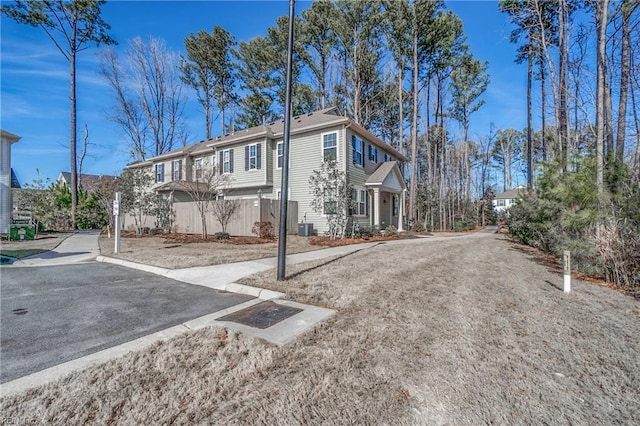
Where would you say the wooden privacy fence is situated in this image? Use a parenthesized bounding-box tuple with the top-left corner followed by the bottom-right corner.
(123, 198, 298, 237)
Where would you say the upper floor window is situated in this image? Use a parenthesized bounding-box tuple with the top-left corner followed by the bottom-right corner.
(211, 154, 218, 174)
(352, 135, 364, 166)
(195, 158, 203, 179)
(277, 142, 283, 169)
(369, 145, 378, 163)
(497, 199, 506, 207)
(323, 132, 337, 161)
(155, 164, 164, 183)
(221, 149, 234, 174)
(245, 143, 261, 170)
(172, 159, 181, 181)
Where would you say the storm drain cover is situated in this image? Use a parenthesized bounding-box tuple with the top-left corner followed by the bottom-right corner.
(218, 301, 302, 329)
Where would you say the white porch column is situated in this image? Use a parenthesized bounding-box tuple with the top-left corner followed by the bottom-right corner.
(369, 190, 373, 226)
(398, 189, 405, 232)
(373, 188, 380, 228)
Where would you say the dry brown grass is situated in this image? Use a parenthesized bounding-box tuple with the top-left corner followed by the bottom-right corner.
(98, 234, 320, 269)
(0, 232, 72, 253)
(3, 234, 639, 424)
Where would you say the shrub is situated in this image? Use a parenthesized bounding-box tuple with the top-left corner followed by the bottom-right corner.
(354, 225, 381, 238)
(384, 225, 398, 236)
(411, 222, 425, 232)
(214, 232, 230, 240)
(252, 221, 274, 239)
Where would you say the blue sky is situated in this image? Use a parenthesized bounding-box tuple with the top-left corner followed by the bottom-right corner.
(1, 0, 527, 186)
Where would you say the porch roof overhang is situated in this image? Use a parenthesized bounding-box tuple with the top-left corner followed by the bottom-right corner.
(153, 180, 214, 194)
(364, 162, 406, 193)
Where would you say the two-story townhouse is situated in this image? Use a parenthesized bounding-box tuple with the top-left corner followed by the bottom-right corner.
(127, 107, 408, 235)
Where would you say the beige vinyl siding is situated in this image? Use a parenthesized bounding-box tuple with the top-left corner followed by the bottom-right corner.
(271, 124, 346, 233)
(221, 138, 269, 190)
(153, 161, 172, 184)
(346, 128, 380, 189)
(190, 154, 217, 182)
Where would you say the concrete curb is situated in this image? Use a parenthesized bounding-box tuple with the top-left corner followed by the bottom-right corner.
(0, 299, 264, 399)
(96, 255, 286, 300)
(96, 255, 172, 276)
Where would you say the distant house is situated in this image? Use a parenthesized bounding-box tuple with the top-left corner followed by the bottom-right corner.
(57, 172, 118, 192)
(127, 106, 408, 235)
(493, 185, 526, 213)
(1, 130, 21, 235)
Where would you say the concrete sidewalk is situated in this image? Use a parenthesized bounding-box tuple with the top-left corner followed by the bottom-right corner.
(14, 230, 100, 266)
(97, 240, 381, 298)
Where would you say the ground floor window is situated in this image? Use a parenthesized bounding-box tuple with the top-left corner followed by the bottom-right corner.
(323, 188, 337, 215)
(352, 187, 367, 216)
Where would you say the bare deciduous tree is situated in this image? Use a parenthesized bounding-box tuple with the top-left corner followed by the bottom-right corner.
(210, 194, 240, 235)
(180, 159, 231, 239)
(100, 37, 189, 161)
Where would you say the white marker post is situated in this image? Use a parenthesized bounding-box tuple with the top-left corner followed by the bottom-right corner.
(113, 192, 121, 254)
(563, 250, 571, 293)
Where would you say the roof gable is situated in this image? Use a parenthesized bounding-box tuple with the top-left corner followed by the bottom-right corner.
(365, 162, 406, 192)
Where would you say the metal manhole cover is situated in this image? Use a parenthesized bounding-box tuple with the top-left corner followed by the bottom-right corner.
(218, 301, 302, 329)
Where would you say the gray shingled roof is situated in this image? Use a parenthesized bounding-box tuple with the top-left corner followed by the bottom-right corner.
(495, 186, 526, 199)
(129, 106, 408, 166)
(366, 162, 398, 185)
(59, 172, 118, 190)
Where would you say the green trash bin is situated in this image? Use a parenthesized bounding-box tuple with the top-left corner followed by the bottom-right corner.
(9, 225, 35, 241)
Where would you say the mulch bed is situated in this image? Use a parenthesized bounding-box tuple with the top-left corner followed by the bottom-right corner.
(307, 235, 399, 247)
(119, 231, 274, 245)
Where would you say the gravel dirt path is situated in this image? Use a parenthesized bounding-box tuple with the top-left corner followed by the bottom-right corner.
(2, 232, 638, 424)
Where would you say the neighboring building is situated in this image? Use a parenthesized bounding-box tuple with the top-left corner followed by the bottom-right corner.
(1, 130, 21, 235)
(127, 107, 408, 234)
(493, 185, 526, 213)
(57, 172, 118, 191)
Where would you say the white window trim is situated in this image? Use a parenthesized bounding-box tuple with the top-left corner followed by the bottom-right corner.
(322, 187, 338, 216)
(194, 158, 203, 179)
(276, 142, 283, 170)
(352, 186, 367, 217)
(321, 131, 339, 162)
(212, 154, 218, 173)
(155, 164, 164, 183)
(248, 143, 258, 171)
(172, 159, 181, 181)
(222, 149, 231, 174)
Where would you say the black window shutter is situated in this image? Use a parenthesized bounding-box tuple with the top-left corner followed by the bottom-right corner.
(360, 141, 365, 166)
(257, 143, 262, 169)
(229, 149, 234, 173)
(245, 145, 249, 171)
(219, 152, 223, 174)
(352, 135, 356, 164)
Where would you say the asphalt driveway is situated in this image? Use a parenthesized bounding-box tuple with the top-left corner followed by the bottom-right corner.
(0, 263, 253, 383)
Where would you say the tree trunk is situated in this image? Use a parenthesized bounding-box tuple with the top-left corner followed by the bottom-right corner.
(70, 50, 78, 230)
(205, 95, 212, 140)
(596, 0, 609, 193)
(398, 67, 403, 153)
(558, 0, 569, 172)
(615, 1, 631, 163)
(409, 19, 418, 223)
(541, 58, 547, 162)
(527, 47, 533, 189)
